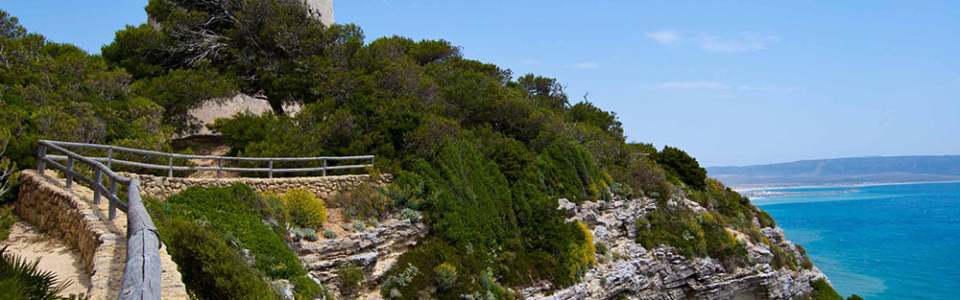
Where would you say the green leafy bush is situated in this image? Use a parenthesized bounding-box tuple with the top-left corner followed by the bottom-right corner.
(0, 207, 15, 241)
(636, 209, 746, 263)
(655, 146, 707, 190)
(302, 228, 319, 242)
(291, 275, 329, 300)
(595, 242, 608, 256)
(323, 229, 337, 239)
(400, 208, 420, 223)
(811, 279, 844, 300)
(536, 141, 602, 203)
(156, 219, 279, 300)
(338, 265, 365, 295)
(434, 263, 457, 291)
(274, 188, 326, 230)
(328, 182, 393, 221)
(146, 184, 323, 300)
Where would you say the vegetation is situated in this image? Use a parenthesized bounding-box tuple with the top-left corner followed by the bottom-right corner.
(327, 182, 392, 221)
(337, 265, 366, 295)
(269, 188, 326, 229)
(0, 246, 88, 300)
(434, 263, 457, 291)
(0, 0, 830, 298)
(811, 279, 844, 300)
(146, 185, 325, 300)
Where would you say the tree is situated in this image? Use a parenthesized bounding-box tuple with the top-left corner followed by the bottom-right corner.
(656, 146, 708, 190)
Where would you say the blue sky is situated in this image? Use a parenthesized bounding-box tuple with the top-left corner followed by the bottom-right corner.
(3, 0, 959, 166)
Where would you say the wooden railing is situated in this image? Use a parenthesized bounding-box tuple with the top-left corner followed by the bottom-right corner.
(35, 140, 377, 300)
(37, 140, 161, 300)
(42, 140, 375, 179)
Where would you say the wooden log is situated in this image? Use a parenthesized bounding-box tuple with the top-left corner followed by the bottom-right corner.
(118, 181, 163, 300)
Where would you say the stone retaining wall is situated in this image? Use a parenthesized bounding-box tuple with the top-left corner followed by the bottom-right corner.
(123, 173, 392, 201)
(16, 170, 125, 300)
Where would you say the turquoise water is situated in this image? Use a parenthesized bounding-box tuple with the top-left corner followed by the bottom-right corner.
(752, 182, 960, 300)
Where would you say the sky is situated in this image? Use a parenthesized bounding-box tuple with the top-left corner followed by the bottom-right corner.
(3, 0, 959, 167)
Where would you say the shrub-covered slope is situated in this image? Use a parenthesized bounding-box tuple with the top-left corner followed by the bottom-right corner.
(0, 1, 861, 299)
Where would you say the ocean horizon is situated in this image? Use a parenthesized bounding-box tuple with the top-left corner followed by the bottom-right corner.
(752, 181, 960, 300)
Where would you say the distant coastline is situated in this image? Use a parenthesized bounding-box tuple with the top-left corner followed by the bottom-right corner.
(733, 179, 960, 193)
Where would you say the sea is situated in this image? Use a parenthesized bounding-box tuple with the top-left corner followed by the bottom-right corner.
(749, 182, 960, 300)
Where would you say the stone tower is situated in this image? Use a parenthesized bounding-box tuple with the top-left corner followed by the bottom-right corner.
(305, 0, 334, 26)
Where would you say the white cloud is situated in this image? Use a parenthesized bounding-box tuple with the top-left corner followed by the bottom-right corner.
(699, 32, 780, 53)
(656, 81, 731, 90)
(646, 30, 779, 53)
(521, 59, 541, 65)
(646, 30, 683, 45)
(570, 62, 600, 69)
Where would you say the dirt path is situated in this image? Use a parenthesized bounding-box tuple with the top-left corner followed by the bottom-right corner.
(0, 221, 92, 297)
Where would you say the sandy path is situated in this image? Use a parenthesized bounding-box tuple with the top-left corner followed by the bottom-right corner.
(0, 221, 92, 297)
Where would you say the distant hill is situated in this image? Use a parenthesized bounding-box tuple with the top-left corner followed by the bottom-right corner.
(707, 156, 960, 187)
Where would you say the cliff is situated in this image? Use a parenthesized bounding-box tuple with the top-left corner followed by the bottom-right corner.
(522, 198, 827, 300)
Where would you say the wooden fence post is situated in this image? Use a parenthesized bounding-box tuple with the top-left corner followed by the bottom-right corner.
(106, 147, 113, 170)
(66, 157, 75, 189)
(322, 158, 327, 176)
(167, 155, 174, 178)
(37, 143, 46, 175)
(109, 180, 118, 221)
(268, 160, 273, 178)
(218, 159, 223, 179)
(93, 169, 102, 205)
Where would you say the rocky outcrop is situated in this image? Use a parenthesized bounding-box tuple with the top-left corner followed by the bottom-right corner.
(294, 215, 427, 299)
(524, 198, 827, 300)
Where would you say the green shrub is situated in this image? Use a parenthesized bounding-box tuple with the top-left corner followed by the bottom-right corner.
(535, 141, 602, 203)
(275, 188, 326, 229)
(338, 265, 365, 295)
(0, 207, 15, 241)
(328, 183, 393, 221)
(595, 241, 608, 255)
(769, 242, 798, 271)
(302, 228, 319, 242)
(400, 208, 420, 223)
(290, 275, 328, 300)
(381, 264, 419, 299)
(351, 221, 366, 232)
(149, 184, 309, 296)
(654, 146, 707, 190)
(434, 263, 457, 291)
(801, 256, 815, 270)
(157, 219, 279, 300)
(0, 246, 74, 300)
(811, 279, 844, 300)
(636, 209, 746, 263)
(323, 229, 337, 239)
(847, 295, 865, 300)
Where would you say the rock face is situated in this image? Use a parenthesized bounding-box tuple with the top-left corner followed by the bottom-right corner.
(524, 198, 827, 300)
(294, 215, 427, 299)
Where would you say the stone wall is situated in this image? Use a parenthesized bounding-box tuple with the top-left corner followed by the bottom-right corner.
(16, 170, 190, 300)
(122, 172, 392, 201)
(16, 170, 126, 300)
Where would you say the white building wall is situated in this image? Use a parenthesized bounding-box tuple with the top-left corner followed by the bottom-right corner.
(305, 0, 335, 26)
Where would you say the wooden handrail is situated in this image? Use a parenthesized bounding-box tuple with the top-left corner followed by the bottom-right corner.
(36, 140, 159, 300)
(41, 140, 375, 179)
